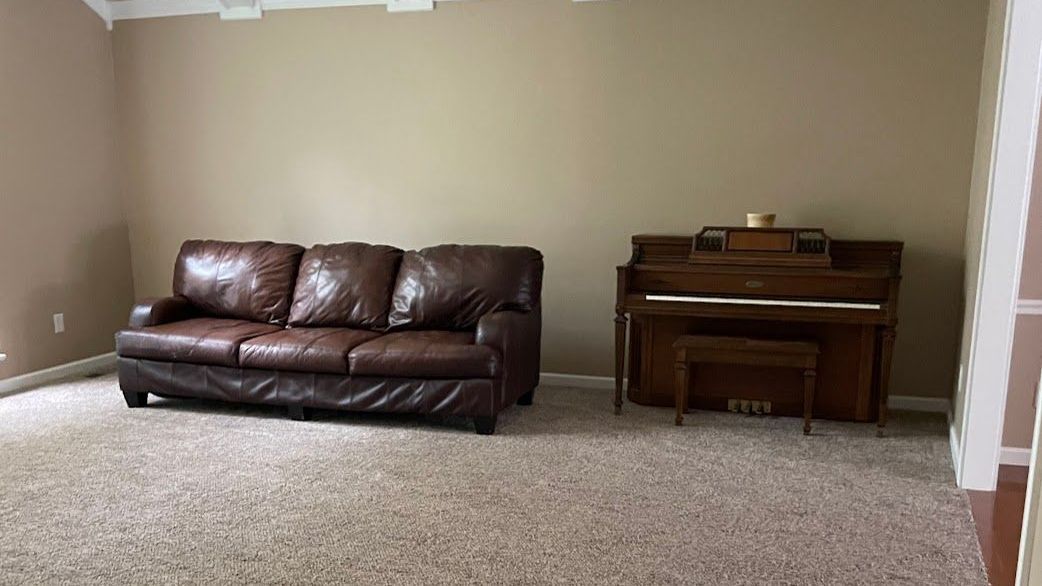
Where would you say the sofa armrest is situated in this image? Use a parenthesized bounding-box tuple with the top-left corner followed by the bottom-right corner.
(476, 307, 541, 408)
(128, 296, 197, 328)
(476, 310, 524, 352)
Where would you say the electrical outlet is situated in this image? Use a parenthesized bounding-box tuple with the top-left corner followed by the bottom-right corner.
(53, 313, 65, 334)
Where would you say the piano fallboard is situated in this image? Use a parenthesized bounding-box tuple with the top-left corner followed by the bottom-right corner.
(630, 263, 892, 302)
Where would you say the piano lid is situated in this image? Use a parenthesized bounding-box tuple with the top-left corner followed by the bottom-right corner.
(689, 226, 831, 268)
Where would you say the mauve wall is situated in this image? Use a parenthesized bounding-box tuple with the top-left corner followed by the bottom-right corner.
(1003, 123, 1042, 450)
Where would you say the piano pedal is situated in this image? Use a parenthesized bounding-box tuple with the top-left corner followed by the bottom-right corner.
(728, 398, 772, 416)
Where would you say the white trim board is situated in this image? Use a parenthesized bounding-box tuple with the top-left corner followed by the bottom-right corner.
(955, 0, 1042, 492)
(1018, 299, 1042, 315)
(1001, 446, 1032, 467)
(0, 353, 117, 397)
(539, 372, 950, 413)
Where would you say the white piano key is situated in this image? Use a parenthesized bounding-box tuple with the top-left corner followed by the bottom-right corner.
(644, 294, 882, 310)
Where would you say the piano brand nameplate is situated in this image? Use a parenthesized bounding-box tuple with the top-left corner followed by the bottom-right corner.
(690, 227, 831, 268)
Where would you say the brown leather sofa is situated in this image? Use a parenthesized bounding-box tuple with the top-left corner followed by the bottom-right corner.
(115, 240, 543, 434)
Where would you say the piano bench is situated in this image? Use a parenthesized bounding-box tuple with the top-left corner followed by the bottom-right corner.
(672, 335, 820, 434)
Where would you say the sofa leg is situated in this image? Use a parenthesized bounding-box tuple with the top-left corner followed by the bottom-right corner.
(287, 405, 311, 421)
(517, 388, 535, 406)
(122, 391, 148, 408)
(473, 415, 497, 435)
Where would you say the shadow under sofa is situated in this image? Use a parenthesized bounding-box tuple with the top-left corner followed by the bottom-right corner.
(115, 240, 543, 435)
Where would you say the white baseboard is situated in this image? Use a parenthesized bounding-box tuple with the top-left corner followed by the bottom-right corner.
(0, 352, 117, 397)
(1001, 446, 1032, 467)
(950, 414, 963, 480)
(540, 372, 951, 413)
(888, 395, 951, 413)
(540, 372, 628, 390)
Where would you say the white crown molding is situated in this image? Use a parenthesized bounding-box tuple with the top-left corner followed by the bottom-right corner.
(101, 0, 445, 23)
(87, 0, 609, 25)
(108, 0, 221, 21)
(218, 0, 262, 20)
(80, 0, 113, 29)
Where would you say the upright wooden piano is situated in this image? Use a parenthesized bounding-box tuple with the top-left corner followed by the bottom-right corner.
(614, 228, 902, 434)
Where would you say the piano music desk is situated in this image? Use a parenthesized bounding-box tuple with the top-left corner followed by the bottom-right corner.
(672, 335, 819, 434)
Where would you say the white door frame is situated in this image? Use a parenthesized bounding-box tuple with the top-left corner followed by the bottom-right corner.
(956, 0, 1042, 492)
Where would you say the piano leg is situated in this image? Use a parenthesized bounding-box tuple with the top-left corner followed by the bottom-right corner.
(674, 359, 689, 426)
(877, 326, 897, 437)
(803, 369, 816, 435)
(614, 311, 628, 415)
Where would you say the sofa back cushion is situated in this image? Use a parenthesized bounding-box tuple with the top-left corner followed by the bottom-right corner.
(288, 242, 404, 329)
(173, 240, 305, 324)
(388, 244, 543, 330)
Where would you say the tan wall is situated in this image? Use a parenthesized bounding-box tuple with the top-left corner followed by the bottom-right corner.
(0, 0, 135, 379)
(112, 0, 988, 395)
(954, 0, 1007, 437)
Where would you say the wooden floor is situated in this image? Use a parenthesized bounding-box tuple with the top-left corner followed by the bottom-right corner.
(968, 465, 1029, 586)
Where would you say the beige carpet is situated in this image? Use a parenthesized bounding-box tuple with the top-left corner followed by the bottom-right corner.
(0, 373, 986, 585)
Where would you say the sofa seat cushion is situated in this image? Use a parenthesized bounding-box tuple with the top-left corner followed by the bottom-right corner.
(348, 331, 502, 379)
(116, 318, 281, 367)
(239, 328, 382, 374)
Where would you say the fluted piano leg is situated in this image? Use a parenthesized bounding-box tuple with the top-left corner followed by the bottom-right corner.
(803, 369, 817, 435)
(877, 327, 897, 438)
(614, 310, 627, 415)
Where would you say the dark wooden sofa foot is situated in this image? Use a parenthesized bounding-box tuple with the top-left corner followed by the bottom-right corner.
(287, 405, 312, 421)
(122, 391, 148, 408)
(516, 389, 535, 406)
(474, 415, 497, 435)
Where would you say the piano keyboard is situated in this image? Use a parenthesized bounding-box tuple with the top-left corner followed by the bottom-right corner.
(644, 294, 882, 310)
